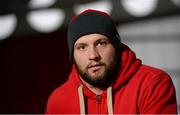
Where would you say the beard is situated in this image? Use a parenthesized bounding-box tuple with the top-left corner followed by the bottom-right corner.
(74, 57, 119, 89)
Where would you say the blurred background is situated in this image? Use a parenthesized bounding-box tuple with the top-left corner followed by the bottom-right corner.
(0, 0, 179, 113)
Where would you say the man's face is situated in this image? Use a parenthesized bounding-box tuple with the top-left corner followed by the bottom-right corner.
(73, 33, 118, 88)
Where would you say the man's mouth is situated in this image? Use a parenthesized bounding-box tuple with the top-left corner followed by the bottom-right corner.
(88, 63, 104, 71)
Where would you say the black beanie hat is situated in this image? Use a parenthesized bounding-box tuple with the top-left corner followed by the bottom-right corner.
(68, 9, 121, 62)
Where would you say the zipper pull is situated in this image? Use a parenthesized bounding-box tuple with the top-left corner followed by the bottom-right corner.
(96, 95, 101, 104)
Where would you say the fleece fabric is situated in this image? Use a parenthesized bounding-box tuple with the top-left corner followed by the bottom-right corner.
(46, 44, 177, 114)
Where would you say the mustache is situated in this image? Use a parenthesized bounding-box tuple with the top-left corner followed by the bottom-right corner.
(87, 62, 106, 68)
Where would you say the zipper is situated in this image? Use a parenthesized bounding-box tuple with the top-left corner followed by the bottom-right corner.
(96, 95, 101, 113)
(96, 95, 101, 104)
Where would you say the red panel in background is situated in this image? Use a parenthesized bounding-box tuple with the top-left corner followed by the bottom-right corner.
(0, 30, 71, 113)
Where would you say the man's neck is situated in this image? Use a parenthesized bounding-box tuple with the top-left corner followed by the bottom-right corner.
(80, 77, 102, 95)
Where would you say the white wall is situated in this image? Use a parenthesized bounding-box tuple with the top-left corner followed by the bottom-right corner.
(118, 15, 180, 112)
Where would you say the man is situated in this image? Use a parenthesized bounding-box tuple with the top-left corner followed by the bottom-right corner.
(46, 9, 177, 114)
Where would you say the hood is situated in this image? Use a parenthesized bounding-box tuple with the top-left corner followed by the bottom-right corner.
(113, 43, 141, 91)
(69, 43, 141, 93)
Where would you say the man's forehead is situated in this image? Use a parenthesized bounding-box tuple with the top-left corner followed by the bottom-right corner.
(75, 33, 109, 44)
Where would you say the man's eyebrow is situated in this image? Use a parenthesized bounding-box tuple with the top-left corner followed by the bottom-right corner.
(74, 43, 87, 47)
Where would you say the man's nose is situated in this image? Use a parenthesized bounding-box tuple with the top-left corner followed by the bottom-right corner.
(88, 46, 101, 61)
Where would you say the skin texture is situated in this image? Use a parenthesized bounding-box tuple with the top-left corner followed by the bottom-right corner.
(73, 33, 118, 92)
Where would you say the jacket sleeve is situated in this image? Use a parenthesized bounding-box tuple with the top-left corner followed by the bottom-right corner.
(138, 71, 177, 114)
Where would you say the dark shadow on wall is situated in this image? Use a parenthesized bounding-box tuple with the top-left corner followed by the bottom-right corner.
(0, 30, 71, 113)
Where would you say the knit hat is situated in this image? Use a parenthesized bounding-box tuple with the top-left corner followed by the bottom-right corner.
(68, 9, 121, 62)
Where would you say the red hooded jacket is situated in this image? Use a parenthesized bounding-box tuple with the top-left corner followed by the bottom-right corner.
(46, 44, 177, 114)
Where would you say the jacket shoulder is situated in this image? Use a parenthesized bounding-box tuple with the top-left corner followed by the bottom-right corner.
(45, 79, 79, 113)
(136, 65, 177, 113)
(138, 64, 172, 80)
(49, 80, 72, 99)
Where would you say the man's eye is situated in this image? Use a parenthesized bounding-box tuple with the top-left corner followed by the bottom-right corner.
(97, 41, 107, 46)
(77, 45, 86, 50)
